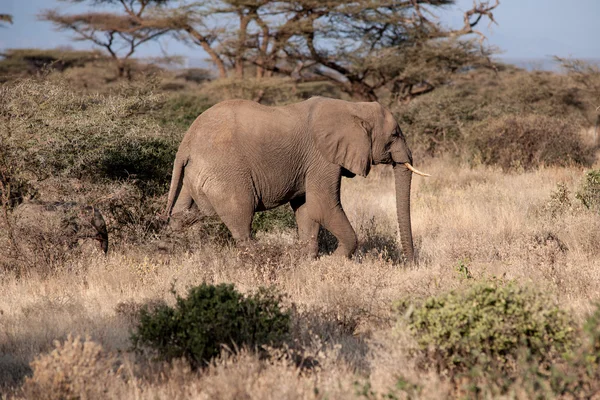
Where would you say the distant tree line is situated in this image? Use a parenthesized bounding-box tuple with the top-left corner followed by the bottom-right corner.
(40, 0, 499, 101)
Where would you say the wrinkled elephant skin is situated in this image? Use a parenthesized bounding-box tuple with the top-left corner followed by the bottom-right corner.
(166, 97, 420, 262)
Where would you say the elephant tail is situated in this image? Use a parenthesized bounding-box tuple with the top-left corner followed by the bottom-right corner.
(165, 154, 187, 218)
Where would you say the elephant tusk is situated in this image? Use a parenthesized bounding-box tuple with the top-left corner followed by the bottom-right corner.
(404, 163, 431, 177)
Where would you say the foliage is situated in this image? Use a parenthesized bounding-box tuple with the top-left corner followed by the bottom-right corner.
(0, 13, 12, 26)
(398, 281, 576, 376)
(468, 114, 592, 170)
(0, 158, 37, 209)
(0, 202, 108, 275)
(477, 303, 600, 399)
(398, 66, 598, 161)
(252, 205, 296, 234)
(0, 48, 106, 81)
(546, 303, 600, 397)
(40, 1, 173, 79)
(556, 56, 600, 123)
(175, 68, 214, 84)
(548, 183, 572, 214)
(0, 76, 177, 193)
(576, 169, 600, 214)
(158, 93, 214, 129)
(206, 0, 498, 100)
(39, 0, 499, 100)
(131, 283, 291, 368)
(354, 376, 422, 400)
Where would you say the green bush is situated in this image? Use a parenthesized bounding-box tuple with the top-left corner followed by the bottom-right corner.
(0, 48, 106, 80)
(506, 303, 600, 399)
(131, 283, 290, 368)
(398, 281, 576, 375)
(158, 94, 214, 129)
(252, 205, 296, 234)
(576, 169, 600, 214)
(0, 76, 175, 188)
(100, 137, 177, 196)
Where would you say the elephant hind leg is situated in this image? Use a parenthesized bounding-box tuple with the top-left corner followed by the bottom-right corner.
(170, 184, 216, 231)
(206, 189, 254, 242)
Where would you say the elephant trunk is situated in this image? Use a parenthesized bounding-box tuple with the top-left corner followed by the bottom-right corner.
(393, 163, 414, 263)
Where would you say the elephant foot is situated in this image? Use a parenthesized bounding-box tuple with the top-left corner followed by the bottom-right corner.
(297, 239, 318, 259)
(332, 239, 358, 258)
(333, 248, 355, 259)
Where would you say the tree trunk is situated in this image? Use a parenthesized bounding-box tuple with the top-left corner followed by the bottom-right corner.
(393, 164, 414, 263)
(235, 14, 251, 79)
(184, 25, 228, 79)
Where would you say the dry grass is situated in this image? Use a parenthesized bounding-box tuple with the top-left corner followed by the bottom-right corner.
(2, 157, 600, 398)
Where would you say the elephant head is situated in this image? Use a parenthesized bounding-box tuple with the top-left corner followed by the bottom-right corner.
(311, 99, 429, 262)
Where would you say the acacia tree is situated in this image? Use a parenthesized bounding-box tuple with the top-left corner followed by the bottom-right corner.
(187, 0, 499, 101)
(41, 0, 499, 100)
(233, 0, 500, 101)
(0, 14, 12, 26)
(40, 0, 174, 78)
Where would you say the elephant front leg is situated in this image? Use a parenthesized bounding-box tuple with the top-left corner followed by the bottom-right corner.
(320, 206, 357, 258)
(291, 198, 319, 258)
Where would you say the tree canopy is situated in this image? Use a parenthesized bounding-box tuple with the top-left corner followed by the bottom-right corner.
(41, 0, 499, 100)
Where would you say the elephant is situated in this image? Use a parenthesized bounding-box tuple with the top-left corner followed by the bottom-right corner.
(165, 96, 428, 262)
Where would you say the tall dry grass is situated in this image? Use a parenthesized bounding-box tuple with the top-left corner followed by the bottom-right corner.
(2, 157, 600, 398)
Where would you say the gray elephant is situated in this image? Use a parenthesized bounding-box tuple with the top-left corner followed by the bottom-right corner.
(165, 97, 428, 261)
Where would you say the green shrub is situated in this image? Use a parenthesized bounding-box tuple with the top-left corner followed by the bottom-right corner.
(0, 48, 107, 80)
(158, 94, 214, 129)
(508, 303, 600, 399)
(252, 205, 296, 234)
(468, 114, 592, 170)
(100, 137, 177, 196)
(0, 76, 174, 188)
(398, 281, 576, 375)
(576, 169, 600, 213)
(131, 283, 290, 368)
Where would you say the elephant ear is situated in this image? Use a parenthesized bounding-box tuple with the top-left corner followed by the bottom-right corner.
(311, 106, 372, 177)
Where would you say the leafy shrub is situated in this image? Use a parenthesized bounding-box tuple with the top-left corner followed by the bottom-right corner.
(103, 182, 165, 243)
(100, 137, 177, 196)
(158, 93, 214, 129)
(0, 76, 184, 252)
(576, 169, 600, 213)
(252, 205, 296, 233)
(203, 77, 300, 104)
(0, 160, 37, 209)
(398, 281, 576, 376)
(0, 76, 174, 188)
(468, 114, 592, 170)
(0, 48, 107, 81)
(131, 283, 291, 368)
(546, 303, 600, 397)
(496, 303, 600, 399)
(175, 68, 214, 84)
(543, 183, 573, 218)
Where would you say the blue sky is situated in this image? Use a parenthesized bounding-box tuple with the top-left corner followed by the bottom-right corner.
(2, 0, 600, 65)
